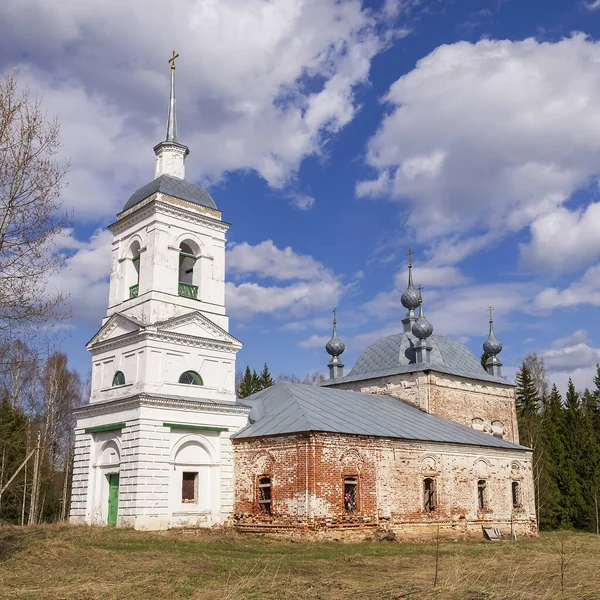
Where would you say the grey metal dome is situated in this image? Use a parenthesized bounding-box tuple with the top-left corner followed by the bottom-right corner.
(122, 174, 217, 213)
(326, 309, 345, 357)
(483, 321, 503, 356)
(401, 265, 420, 310)
(346, 332, 495, 381)
(412, 313, 433, 340)
(326, 336, 345, 357)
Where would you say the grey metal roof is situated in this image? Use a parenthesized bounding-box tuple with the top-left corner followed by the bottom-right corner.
(233, 382, 527, 450)
(122, 174, 217, 212)
(322, 332, 510, 387)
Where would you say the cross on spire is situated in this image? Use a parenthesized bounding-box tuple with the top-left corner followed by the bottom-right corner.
(333, 306, 337, 324)
(169, 50, 180, 71)
(417, 284, 424, 303)
(488, 305, 494, 322)
(406, 248, 414, 266)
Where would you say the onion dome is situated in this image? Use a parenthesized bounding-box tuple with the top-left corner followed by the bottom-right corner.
(412, 295, 433, 340)
(401, 263, 421, 310)
(326, 308, 345, 357)
(483, 309, 502, 356)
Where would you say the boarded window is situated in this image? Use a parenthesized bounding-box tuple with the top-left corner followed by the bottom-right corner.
(344, 477, 358, 513)
(492, 421, 504, 439)
(478, 479, 487, 510)
(424, 478, 436, 512)
(182, 472, 198, 502)
(512, 481, 521, 508)
(258, 476, 272, 515)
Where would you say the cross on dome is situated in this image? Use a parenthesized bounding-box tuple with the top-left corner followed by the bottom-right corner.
(169, 50, 180, 71)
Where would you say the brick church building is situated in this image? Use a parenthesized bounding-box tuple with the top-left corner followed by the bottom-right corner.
(70, 57, 536, 540)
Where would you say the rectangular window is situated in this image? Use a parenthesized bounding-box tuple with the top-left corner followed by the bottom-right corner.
(424, 478, 436, 513)
(258, 476, 272, 515)
(182, 472, 198, 503)
(512, 481, 521, 508)
(344, 477, 358, 513)
(477, 479, 487, 510)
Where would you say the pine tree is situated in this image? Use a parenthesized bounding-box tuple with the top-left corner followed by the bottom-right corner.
(258, 363, 274, 389)
(562, 379, 588, 528)
(516, 363, 540, 448)
(251, 370, 261, 395)
(480, 351, 489, 369)
(238, 366, 255, 399)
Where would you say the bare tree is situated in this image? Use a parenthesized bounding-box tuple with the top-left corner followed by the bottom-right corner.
(524, 353, 549, 401)
(0, 69, 70, 340)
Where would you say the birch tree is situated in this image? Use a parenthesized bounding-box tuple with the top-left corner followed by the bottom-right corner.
(0, 69, 69, 340)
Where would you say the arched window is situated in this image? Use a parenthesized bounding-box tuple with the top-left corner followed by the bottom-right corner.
(127, 240, 141, 299)
(178, 242, 198, 299)
(477, 479, 488, 510)
(512, 481, 521, 508)
(344, 477, 358, 512)
(423, 477, 436, 512)
(258, 476, 272, 515)
(111, 371, 125, 387)
(178, 371, 203, 385)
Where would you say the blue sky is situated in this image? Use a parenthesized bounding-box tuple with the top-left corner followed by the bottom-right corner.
(2, 0, 600, 393)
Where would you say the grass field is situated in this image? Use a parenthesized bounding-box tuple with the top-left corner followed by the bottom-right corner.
(0, 525, 599, 599)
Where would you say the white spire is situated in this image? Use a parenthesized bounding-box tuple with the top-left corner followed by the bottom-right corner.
(154, 50, 189, 180)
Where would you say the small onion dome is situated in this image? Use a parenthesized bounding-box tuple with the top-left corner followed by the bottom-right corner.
(412, 313, 433, 340)
(483, 320, 503, 356)
(326, 309, 345, 357)
(401, 265, 421, 310)
(412, 297, 433, 340)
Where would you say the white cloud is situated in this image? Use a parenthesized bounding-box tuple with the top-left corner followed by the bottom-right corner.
(586, 0, 600, 10)
(520, 203, 600, 272)
(298, 334, 330, 349)
(47, 229, 113, 325)
(289, 194, 316, 210)
(552, 329, 588, 349)
(0, 0, 398, 221)
(358, 35, 600, 268)
(535, 264, 600, 308)
(225, 240, 344, 318)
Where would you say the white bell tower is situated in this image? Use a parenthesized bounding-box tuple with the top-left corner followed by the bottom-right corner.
(70, 53, 249, 531)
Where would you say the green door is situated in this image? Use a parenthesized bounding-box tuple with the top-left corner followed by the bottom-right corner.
(107, 473, 119, 526)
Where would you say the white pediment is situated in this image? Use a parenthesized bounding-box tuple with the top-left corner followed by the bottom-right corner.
(156, 312, 241, 346)
(87, 313, 143, 348)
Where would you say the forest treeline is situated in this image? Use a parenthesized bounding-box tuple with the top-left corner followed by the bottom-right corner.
(515, 354, 600, 532)
(0, 342, 83, 524)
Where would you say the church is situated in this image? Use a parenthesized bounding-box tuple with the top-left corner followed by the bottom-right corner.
(70, 56, 537, 540)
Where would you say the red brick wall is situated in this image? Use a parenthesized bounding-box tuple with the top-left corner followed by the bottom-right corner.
(233, 432, 537, 540)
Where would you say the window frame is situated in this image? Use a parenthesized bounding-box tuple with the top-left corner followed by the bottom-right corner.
(111, 371, 126, 387)
(178, 371, 203, 385)
(423, 477, 437, 513)
(511, 481, 521, 509)
(343, 476, 359, 513)
(181, 471, 198, 503)
(477, 479, 488, 510)
(257, 475, 272, 515)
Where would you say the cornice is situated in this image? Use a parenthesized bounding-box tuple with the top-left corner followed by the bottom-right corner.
(109, 197, 230, 235)
(88, 327, 241, 354)
(74, 393, 250, 419)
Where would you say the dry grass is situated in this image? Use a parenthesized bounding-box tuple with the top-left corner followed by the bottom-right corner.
(0, 525, 599, 599)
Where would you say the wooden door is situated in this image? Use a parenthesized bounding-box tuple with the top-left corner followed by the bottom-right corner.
(107, 473, 119, 526)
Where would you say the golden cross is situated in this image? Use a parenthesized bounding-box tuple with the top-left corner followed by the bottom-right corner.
(406, 248, 414, 266)
(488, 306, 494, 322)
(169, 50, 180, 71)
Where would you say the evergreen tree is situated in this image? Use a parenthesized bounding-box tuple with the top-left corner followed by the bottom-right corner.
(562, 379, 588, 529)
(238, 366, 255, 399)
(516, 363, 540, 448)
(480, 351, 489, 369)
(258, 363, 274, 389)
